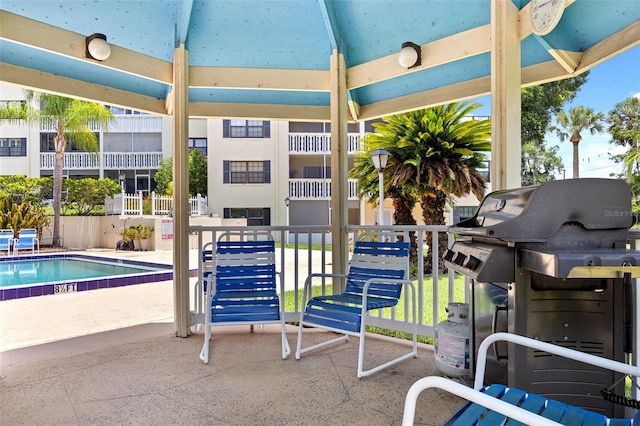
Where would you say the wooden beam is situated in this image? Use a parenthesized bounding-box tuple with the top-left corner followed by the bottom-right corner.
(190, 67, 329, 91)
(0, 10, 172, 85)
(0, 63, 167, 115)
(172, 44, 190, 338)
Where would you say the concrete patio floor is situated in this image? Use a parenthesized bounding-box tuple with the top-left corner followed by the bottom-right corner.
(0, 250, 463, 425)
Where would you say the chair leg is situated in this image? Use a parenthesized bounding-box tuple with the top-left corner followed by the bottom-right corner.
(357, 288, 418, 378)
(281, 320, 291, 359)
(199, 324, 211, 364)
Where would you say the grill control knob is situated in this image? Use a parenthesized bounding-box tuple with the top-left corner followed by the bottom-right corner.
(443, 249, 456, 262)
(464, 255, 481, 270)
(454, 253, 467, 266)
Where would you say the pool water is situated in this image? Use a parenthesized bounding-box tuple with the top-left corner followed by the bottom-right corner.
(0, 254, 179, 301)
(0, 258, 160, 287)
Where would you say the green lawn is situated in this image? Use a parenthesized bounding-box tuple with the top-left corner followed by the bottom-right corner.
(284, 273, 466, 344)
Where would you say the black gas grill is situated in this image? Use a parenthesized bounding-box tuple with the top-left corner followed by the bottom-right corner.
(444, 178, 640, 417)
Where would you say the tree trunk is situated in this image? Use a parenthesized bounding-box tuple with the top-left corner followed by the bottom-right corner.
(572, 138, 580, 179)
(420, 189, 448, 275)
(52, 134, 66, 247)
(392, 196, 418, 265)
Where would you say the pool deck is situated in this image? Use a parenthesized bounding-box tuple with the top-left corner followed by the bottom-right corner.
(0, 249, 462, 425)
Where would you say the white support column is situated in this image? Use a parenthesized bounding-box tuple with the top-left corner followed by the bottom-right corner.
(172, 43, 191, 337)
(490, 0, 522, 190)
(330, 49, 349, 292)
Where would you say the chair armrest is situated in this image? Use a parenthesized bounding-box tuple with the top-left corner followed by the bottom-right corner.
(474, 332, 640, 391)
(302, 272, 348, 292)
(402, 376, 561, 426)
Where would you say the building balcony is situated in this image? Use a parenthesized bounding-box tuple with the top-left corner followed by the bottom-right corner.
(40, 152, 163, 170)
(288, 178, 358, 200)
(40, 152, 100, 169)
(288, 133, 362, 154)
(40, 116, 162, 133)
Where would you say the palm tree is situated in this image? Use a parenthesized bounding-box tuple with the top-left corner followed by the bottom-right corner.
(351, 102, 491, 270)
(553, 106, 604, 178)
(0, 92, 113, 247)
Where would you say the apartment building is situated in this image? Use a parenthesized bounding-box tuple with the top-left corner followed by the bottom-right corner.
(0, 84, 487, 228)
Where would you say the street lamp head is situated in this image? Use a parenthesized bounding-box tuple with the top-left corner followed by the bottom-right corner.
(370, 149, 390, 172)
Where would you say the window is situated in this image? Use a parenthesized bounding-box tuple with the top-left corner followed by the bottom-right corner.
(223, 207, 271, 226)
(288, 121, 359, 133)
(364, 118, 384, 133)
(453, 206, 477, 224)
(303, 166, 331, 178)
(103, 133, 161, 152)
(106, 106, 144, 115)
(41, 133, 100, 152)
(478, 160, 490, 182)
(223, 160, 270, 184)
(223, 120, 270, 138)
(189, 138, 207, 155)
(0, 138, 27, 157)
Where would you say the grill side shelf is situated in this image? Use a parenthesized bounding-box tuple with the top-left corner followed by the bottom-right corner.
(519, 249, 640, 279)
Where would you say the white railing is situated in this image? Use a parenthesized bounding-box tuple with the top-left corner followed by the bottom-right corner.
(288, 133, 362, 154)
(189, 224, 458, 339)
(106, 116, 162, 133)
(288, 178, 358, 200)
(40, 152, 163, 170)
(40, 119, 101, 132)
(103, 152, 163, 169)
(105, 191, 208, 216)
(40, 152, 100, 169)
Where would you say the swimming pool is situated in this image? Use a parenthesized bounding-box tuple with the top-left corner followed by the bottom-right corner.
(0, 254, 176, 301)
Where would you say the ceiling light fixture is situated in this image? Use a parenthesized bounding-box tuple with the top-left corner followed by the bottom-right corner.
(398, 41, 421, 69)
(86, 33, 111, 61)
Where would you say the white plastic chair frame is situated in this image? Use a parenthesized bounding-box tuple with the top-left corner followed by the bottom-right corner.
(199, 231, 291, 364)
(403, 332, 640, 425)
(295, 241, 418, 378)
(0, 229, 14, 255)
(13, 228, 39, 255)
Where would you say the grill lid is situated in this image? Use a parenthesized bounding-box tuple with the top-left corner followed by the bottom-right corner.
(450, 178, 635, 244)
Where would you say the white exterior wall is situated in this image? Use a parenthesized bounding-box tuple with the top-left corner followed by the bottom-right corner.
(0, 84, 41, 177)
(207, 119, 289, 221)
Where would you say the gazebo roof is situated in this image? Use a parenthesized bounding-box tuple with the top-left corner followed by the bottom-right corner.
(1, 0, 638, 121)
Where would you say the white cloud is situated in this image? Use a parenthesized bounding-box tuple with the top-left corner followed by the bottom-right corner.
(634, 92, 640, 99)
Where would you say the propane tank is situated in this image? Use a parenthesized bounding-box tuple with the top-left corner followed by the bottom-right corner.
(434, 302, 470, 378)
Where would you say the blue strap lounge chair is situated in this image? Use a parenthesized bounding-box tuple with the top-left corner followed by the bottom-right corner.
(13, 228, 39, 255)
(0, 229, 14, 255)
(295, 239, 417, 378)
(199, 232, 291, 364)
(403, 332, 640, 425)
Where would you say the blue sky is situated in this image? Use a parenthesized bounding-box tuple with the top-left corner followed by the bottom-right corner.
(472, 44, 640, 179)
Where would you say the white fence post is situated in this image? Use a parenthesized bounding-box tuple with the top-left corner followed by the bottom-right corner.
(152, 191, 156, 216)
(120, 189, 125, 215)
(138, 191, 143, 216)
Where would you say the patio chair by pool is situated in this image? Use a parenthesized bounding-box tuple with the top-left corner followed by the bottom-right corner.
(13, 228, 39, 255)
(403, 332, 640, 426)
(295, 239, 417, 378)
(0, 229, 14, 255)
(199, 232, 291, 364)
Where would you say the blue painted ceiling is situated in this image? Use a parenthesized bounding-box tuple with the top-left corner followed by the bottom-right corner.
(1, 0, 638, 121)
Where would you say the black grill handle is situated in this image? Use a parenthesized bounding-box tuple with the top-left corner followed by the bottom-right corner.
(623, 272, 633, 354)
(492, 305, 509, 360)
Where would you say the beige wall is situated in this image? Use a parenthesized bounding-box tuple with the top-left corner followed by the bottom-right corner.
(46, 216, 242, 251)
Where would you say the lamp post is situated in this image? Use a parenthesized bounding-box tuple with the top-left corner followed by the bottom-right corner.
(284, 197, 290, 245)
(118, 172, 126, 192)
(370, 149, 390, 226)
